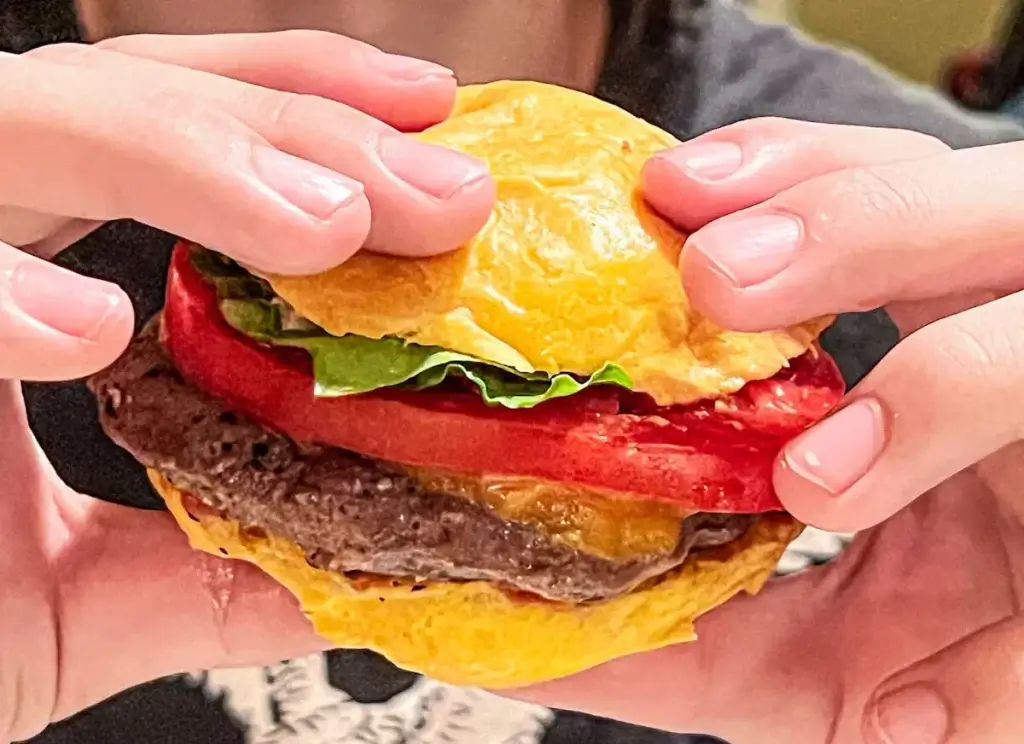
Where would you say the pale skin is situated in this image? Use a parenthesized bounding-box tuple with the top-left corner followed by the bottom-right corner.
(0, 14, 1022, 744)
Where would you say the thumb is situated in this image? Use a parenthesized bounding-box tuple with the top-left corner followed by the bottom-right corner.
(0, 243, 134, 381)
(864, 614, 1024, 744)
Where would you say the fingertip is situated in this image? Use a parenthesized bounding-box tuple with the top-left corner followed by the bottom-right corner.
(640, 152, 685, 210)
(88, 281, 136, 366)
(314, 38, 458, 131)
(642, 140, 754, 233)
(365, 138, 496, 257)
(1, 259, 136, 381)
(370, 73, 458, 134)
(366, 172, 494, 258)
(428, 168, 498, 252)
(774, 397, 890, 531)
(773, 456, 851, 532)
(679, 237, 763, 331)
(239, 147, 374, 275)
(255, 192, 373, 276)
(651, 140, 745, 186)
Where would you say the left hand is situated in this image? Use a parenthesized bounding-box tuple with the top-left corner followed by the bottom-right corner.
(513, 119, 1024, 743)
(0, 30, 494, 742)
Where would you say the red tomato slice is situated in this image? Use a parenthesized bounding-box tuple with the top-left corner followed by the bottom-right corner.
(162, 242, 844, 512)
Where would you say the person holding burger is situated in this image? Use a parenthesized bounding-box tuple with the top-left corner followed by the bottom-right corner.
(1, 5, 1024, 744)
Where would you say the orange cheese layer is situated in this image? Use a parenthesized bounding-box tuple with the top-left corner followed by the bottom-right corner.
(406, 467, 690, 561)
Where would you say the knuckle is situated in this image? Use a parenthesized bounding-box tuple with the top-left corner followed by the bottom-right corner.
(255, 89, 380, 154)
(238, 86, 300, 134)
(841, 166, 936, 225)
(785, 165, 936, 244)
(932, 323, 1001, 379)
(130, 90, 244, 148)
(93, 91, 251, 214)
(905, 312, 1024, 431)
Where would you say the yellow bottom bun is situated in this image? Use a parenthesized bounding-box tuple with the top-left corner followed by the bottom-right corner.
(151, 470, 800, 688)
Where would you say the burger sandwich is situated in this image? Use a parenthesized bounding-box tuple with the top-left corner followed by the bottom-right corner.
(88, 81, 844, 688)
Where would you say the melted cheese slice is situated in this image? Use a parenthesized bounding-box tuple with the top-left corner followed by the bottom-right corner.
(407, 467, 689, 561)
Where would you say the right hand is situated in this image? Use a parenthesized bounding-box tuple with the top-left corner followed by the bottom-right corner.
(0, 30, 495, 381)
(512, 118, 1024, 744)
(0, 32, 494, 741)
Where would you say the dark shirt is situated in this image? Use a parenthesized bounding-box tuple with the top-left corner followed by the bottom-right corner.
(3, 2, 1023, 743)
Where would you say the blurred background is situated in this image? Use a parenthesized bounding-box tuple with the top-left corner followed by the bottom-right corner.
(752, 0, 1024, 115)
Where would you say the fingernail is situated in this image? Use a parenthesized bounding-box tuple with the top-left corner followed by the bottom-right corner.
(688, 213, 803, 288)
(870, 684, 951, 744)
(252, 147, 364, 220)
(365, 51, 454, 81)
(662, 141, 744, 182)
(8, 262, 122, 339)
(783, 398, 887, 495)
(379, 134, 490, 200)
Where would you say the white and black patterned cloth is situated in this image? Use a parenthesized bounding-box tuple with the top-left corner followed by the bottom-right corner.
(6, 2, 1022, 743)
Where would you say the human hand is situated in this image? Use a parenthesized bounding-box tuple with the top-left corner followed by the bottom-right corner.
(512, 120, 1024, 743)
(0, 31, 494, 741)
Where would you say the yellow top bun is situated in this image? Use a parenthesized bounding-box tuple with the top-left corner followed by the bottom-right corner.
(267, 81, 827, 406)
(152, 470, 800, 688)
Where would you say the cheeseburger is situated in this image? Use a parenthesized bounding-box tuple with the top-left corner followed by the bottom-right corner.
(88, 81, 843, 687)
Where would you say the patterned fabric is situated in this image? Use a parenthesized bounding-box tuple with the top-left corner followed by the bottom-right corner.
(6, 1, 1022, 743)
(188, 655, 555, 744)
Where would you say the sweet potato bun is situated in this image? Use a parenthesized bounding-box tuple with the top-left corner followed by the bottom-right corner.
(267, 81, 828, 406)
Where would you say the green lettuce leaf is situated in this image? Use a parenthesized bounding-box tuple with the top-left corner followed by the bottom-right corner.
(218, 297, 632, 408)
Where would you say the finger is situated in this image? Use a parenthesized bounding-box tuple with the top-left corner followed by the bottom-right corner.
(641, 118, 948, 232)
(92, 31, 457, 133)
(776, 291, 1024, 531)
(51, 496, 329, 721)
(72, 43, 493, 258)
(0, 241, 134, 381)
(0, 53, 372, 274)
(676, 140, 1024, 332)
(864, 614, 1024, 744)
(1, 48, 492, 265)
(6, 33, 458, 253)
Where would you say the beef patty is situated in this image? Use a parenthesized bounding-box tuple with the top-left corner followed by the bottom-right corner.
(88, 319, 755, 603)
